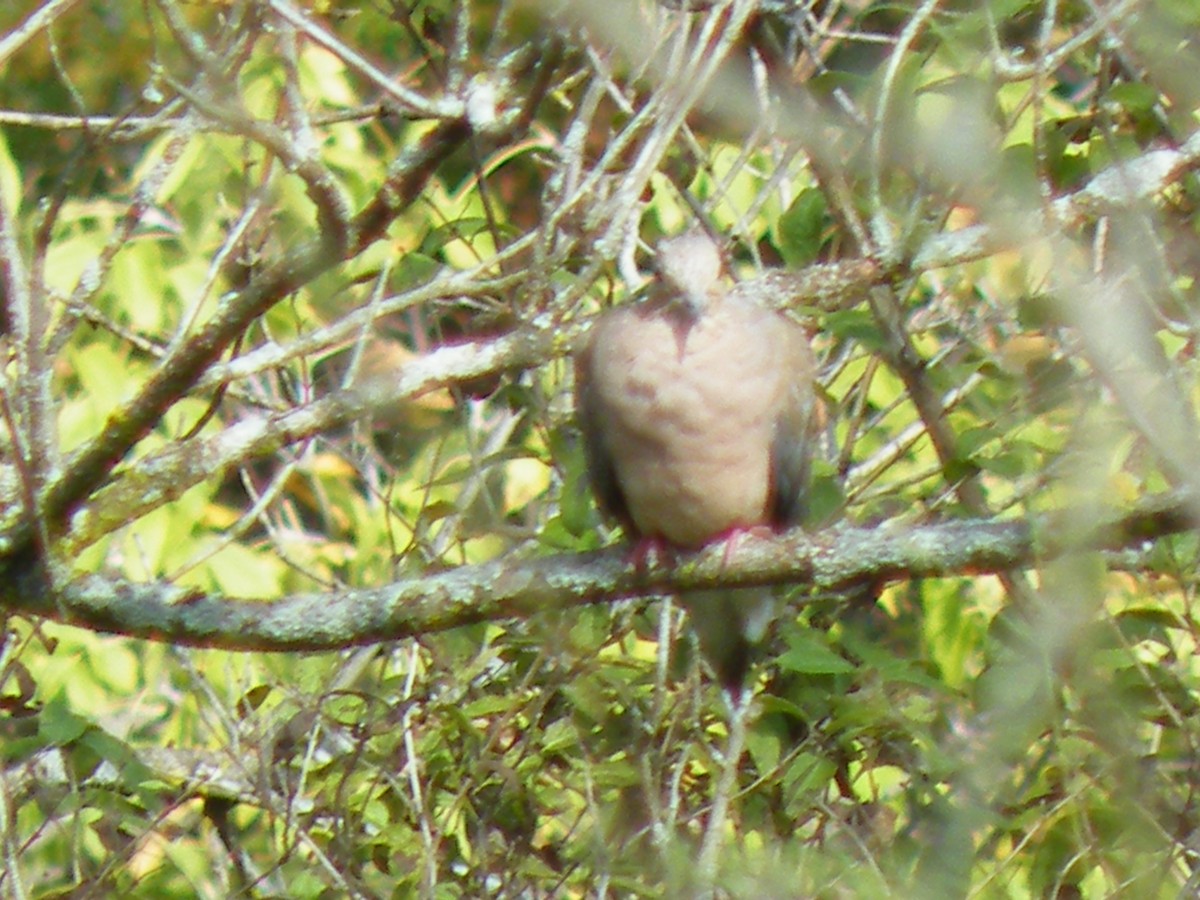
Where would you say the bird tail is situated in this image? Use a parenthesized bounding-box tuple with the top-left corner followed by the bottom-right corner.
(678, 587, 781, 698)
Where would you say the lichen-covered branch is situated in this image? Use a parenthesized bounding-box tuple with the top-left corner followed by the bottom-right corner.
(4, 494, 1192, 651)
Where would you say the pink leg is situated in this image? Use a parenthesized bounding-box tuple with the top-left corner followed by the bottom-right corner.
(713, 524, 774, 570)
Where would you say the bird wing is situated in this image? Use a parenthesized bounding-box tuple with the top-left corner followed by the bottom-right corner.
(769, 324, 819, 528)
(574, 325, 635, 534)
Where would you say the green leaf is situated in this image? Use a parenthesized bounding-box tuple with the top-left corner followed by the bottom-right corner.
(40, 691, 90, 746)
(1107, 82, 1160, 114)
(775, 189, 828, 268)
(0, 131, 20, 220)
(778, 633, 856, 675)
(823, 309, 885, 349)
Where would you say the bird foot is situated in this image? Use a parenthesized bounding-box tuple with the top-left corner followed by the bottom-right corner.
(712, 524, 774, 570)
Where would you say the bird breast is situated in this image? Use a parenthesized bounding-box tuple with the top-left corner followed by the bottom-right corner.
(585, 297, 805, 547)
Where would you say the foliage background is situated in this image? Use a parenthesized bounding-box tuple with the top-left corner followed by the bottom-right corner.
(1, 0, 1200, 896)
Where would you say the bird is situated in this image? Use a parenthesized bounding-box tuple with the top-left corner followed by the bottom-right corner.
(575, 230, 818, 696)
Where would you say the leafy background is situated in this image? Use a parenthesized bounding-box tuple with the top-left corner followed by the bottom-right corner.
(1, 0, 1199, 897)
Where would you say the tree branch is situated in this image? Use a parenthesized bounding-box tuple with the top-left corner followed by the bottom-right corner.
(3, 118, 474, 554)
(4, 494, 1193, 651)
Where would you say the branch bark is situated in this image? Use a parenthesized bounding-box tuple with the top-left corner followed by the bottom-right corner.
(2, 493, 1191, 651)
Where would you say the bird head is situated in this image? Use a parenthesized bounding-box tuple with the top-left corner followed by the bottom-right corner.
(654, 231, 724, 315)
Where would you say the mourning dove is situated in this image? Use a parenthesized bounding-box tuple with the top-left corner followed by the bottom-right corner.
(575, 231, 817, 693)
